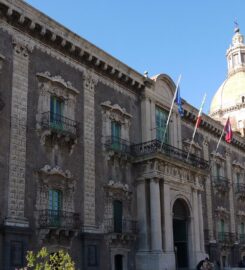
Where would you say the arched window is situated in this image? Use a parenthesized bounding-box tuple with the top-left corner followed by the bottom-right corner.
(240, 223, 245, 243)
(242, 96, 245, 103)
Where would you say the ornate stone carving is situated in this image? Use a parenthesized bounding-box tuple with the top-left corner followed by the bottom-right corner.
(37, 71, 79, 95)
(0, 53, 5, 72)
(104, 180, 132, 201)
(36, 72, 79, 151)
(83, 70, 98, 91)
(215, 206, 230, 220)
(40, 165, 73, 179)
(12, 35, 34, 56)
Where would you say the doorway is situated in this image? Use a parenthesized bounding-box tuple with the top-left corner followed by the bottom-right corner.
(173, 199, 189, 269)
(114, 254, 123, 270)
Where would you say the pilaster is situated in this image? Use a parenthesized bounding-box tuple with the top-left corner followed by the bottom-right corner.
(226, 150, 236, 233)
(5, 35, 32, 227)
(163, 183, 174, 252)
(141, 95, 152, 141)
(83, 70, 98, 229)
(136, 178, 149, 251)
(150, 178, 162, 251)
(203, 139, 214, 241)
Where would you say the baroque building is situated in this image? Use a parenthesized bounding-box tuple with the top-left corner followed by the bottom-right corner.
(0, 0, 245, 269)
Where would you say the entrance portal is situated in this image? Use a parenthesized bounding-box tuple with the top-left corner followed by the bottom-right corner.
(173, 199, 189, 269)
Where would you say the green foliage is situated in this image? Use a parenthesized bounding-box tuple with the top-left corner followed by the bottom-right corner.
(20, 247, 76, 270)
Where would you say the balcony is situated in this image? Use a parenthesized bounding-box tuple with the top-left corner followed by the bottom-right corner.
(131, 139, 209, 170)
(41, 111, 78, 138)
(104, 136, 131, 155)
(39, 209, 81, 230)
(104, 218, 137, 234)
(235, 184, 245, 199)
(217, 232, 235, 244)
(213, 176, 229, 193)
(239, 234, 245, 244)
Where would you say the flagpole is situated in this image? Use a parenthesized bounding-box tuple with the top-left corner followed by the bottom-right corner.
(215, 116, 231, 153)
(186, 93, 206, 162)
(215, 127, 225, 153)
(160, 74, 182, 151)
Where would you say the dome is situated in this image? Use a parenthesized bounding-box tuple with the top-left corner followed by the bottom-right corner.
(210, 71, 245, 115)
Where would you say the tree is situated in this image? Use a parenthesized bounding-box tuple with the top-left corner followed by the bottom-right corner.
(20, 247, 76, 270)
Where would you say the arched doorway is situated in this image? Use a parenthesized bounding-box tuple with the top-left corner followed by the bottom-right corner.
(173, 199, 190, 270)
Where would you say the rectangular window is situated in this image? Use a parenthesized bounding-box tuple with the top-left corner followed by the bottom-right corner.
(10, 241, 23, 267)
(241, 53, 245, 63)
(237, 172, 240, 188)
(50, 96, 64, 130)
(216, 164, 221, 178)
(155, 106, 169, 144)
(48, 189, 62, 227)
(88, 245, 98, 266)
(111, 121, 121, 151)
(113, 200, 123, 233)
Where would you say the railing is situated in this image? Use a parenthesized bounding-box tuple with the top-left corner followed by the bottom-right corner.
(104, 136, 131, 155)
(104, 218, 137, 234)
(131, 139, 209, 170)
(41, 112, 78, 137)
(239, 234, 245, 244)
(218, 232, 234, 243)
(235, 184, 245, 193)
(212, 176, 229, 191)
(39, 209, 81, 230)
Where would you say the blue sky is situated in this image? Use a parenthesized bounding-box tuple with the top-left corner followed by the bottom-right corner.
(25, 0, 245, 113)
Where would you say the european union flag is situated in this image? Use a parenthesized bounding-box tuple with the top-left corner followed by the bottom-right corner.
(174, 86, 184, 117)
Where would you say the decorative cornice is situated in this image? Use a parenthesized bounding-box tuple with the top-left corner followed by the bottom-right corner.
(232, 160, 245, 169)
(183, 139, 202, 150)
(101, 101, 132, 119)
(0, 0, 145, 92)
(211, 151, 226, 161)
(37, 71, 79, 95)
(39, 165, 73, 179)
(183, 102, 245, 150)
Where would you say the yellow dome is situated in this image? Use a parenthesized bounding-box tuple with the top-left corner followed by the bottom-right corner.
(210, 71, 245, 115)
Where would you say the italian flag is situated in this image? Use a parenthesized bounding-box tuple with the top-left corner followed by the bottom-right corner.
(195, 94, 206, 128)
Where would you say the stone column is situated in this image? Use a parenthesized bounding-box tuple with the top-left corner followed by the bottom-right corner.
(226, 151, 236, 234)
(203, 139, 214, 241)
(5, 36, 32, 227)
(163, 183, 174, 252)
(137, 178, 148, 251)
(83, 71, 98, 229)
(150, 178, 162, 251)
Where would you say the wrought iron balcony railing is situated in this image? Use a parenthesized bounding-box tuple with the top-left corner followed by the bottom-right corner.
(131, 139, 209, 169)
(41, 112, 78, 137)
(235, 184, 245, 193)
(104, 136, 131, 155)
(39, 209, 81, 230)
(212, 176, 229, 192)
(217, 232, 234, 243)
(104, 218, 137, 234)
(239, 234, 245, 244)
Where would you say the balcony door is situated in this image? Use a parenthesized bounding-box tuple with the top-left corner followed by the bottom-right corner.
(156, 106, 169, 144)
(111, 121, 121, 151)
(48, 189, 62, 227)
(113, 200, 122, 233)
(50, 96, 64, 130)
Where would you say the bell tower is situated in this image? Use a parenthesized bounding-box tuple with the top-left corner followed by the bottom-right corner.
(226, 23, 245, 77)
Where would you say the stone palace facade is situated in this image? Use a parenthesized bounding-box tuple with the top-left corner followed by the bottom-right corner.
(0, 1, 245, 269)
